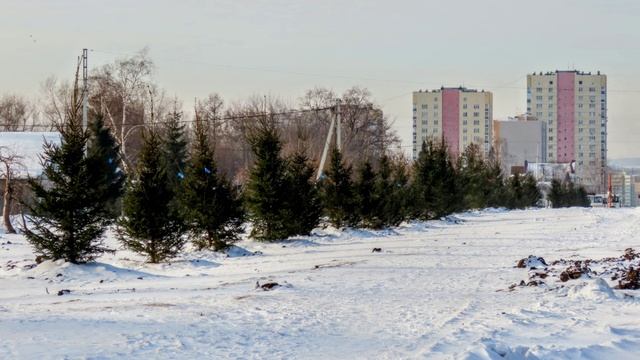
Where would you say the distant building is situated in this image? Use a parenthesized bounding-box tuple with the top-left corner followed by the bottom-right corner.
(610, 172, 636, 207)
(526, 162, 575, 183)
(0, 132, 60, 215)
(0, 132, 60, 179)
(412, 87, 493, 159)
(527, 70, 607, 192)
(493, 114, 546, 175)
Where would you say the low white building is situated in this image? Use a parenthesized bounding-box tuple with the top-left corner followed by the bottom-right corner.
(0, 132, 60, 179)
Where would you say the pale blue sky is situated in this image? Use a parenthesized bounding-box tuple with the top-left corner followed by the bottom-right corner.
(2, 0, 640, 158)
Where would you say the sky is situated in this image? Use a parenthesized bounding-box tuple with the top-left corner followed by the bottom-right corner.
(2, 0, 640, 159)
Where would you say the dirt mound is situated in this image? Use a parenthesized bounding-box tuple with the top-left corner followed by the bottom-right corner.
(511, 249, 640, 292)
(516, 255, 547, 269)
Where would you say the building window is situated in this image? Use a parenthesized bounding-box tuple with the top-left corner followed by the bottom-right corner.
(421, 104, 428, 109)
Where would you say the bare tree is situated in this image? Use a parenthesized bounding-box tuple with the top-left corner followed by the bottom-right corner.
(0, 147, 24, 234)
(40, 76, 76, 130)
(299, 86, 399, 165)
(92, 48, 154, 170)
(0, 94, 40, 131)
(196, 93, 225, 144)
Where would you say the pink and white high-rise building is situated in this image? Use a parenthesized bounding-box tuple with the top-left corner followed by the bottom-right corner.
(412, 87, 493, 159)
(527, 70, 607, 191)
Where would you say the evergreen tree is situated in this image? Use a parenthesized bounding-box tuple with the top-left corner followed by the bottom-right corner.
(355, 160, 379, 228)
(86, 113, 126, 220)
(520, 173, 542, 207)
(575, 185, 591, 207)
(457, 143, 488, 209)
(284, 151, 322, 235)
(162, 109, 188, 192)
(550, 179, 591, 208)
(321, 148, 358, 228)
(387, 156, 412, 226)
(24, 90, 111, 263)
(373, 155, 409, 228)
(507, 174, 524, 209)
(484, 158, 508, 208)
(180, 117, 244, 251)
(118, 129, 186, 263)
(411, 139, 459, 220)
(548, 179, 565, 208)
(244, 125, 291, 241)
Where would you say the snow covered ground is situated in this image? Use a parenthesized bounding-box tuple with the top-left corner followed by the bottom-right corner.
(2, 207, 640, 359)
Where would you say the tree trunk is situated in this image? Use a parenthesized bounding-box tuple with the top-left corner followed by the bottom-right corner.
(3, 176, 16, 234)
(120, 99, 128, 170)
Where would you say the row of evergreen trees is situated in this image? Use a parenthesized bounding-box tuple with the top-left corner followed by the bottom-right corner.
(24, 111, 545, 264)
(548, 179, 591, 208)
(319, 140, 541, 229)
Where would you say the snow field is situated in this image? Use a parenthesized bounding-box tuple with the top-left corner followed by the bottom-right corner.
(2, 207, 640, 359)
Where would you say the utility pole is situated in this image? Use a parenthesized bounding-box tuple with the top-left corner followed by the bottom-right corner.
(316, 99, 341, 180)
(336, 99, 342, 152)
(82, 48, 88, 131)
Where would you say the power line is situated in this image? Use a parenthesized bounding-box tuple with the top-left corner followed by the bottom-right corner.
(0, 105, 337, 129)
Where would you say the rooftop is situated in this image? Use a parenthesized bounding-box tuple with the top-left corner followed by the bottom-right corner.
(0, 132, 60, 178)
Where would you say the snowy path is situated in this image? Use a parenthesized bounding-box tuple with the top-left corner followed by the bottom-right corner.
(2, 208, 640, 359)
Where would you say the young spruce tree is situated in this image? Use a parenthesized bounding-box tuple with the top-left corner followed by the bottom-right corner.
(162, 108, 188, 193)
(24, 81, 112, 263)
(118, 129, 186, 263)
(86, 113, 126, 220)
(457, 143, 488, 209)
(244, 124, 291, 241)
(180, 115, 244, 251)
(355, 160, 380, 228)
(386, 156, 412, 226)
(548, 179, 565, 208)
(284, 151, 322, 235)
(321, 148, 358, 228)
(412, 139, 459, 220)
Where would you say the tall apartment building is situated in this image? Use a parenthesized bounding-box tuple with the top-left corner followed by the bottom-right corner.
(527, 70, 607, 191)
(412, 87, 493, 159)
